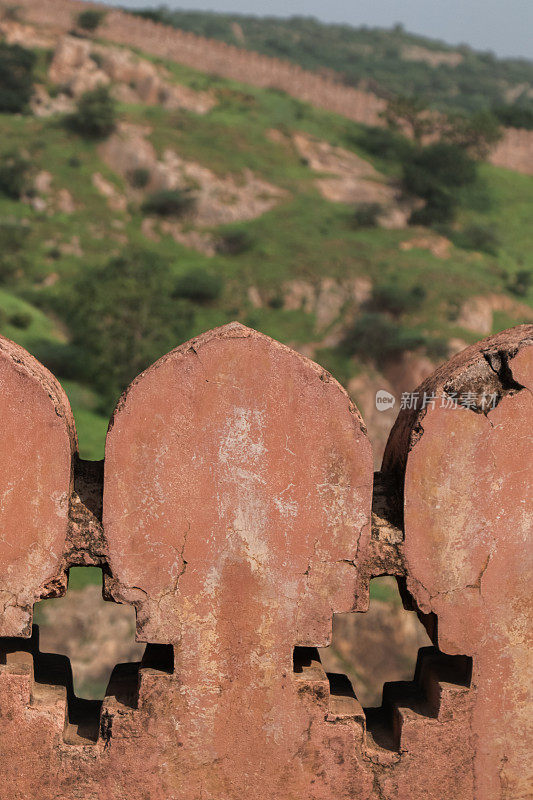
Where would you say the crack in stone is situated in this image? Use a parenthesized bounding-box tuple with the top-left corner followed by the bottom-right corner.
(466, 552, 492, 594)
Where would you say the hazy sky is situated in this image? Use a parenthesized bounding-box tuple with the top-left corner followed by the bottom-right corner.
(106, 0, 533, 60)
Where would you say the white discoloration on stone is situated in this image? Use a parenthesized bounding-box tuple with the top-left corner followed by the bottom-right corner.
(316, 482, 368, 538)
(273, 484, 298, 518)
(218, 407, 267, 468)
(216, 406, 271, 570)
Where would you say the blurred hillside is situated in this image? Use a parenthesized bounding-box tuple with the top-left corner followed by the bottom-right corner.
(1, 0, 531, 708)
(0, 2, 531, 471)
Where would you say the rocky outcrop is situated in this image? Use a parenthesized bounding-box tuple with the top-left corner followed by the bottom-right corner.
(248, 276, 372, 333)
(99, 124, 286, 238)
(159, 150, 286, 226)
(31, 171, 78, 214)
(31, 84, 75, 117)
(456, 293, 533, 335)
(292, 132, 415, 228)
(0, 16, 55, 48)
(401, 45, 463, 67)
(399, 233, 452, 258)
(48, 34, 216, 113)
(91, 172, 127, 212)
(489, 127, 533, 176)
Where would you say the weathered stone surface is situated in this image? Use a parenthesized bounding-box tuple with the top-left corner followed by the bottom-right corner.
(103, 321, 374, 796)
(383, 324, 533, 800)
(104, 322, 372, 629)
(0, 322, 530, 799)
(0, 336, 76, 637)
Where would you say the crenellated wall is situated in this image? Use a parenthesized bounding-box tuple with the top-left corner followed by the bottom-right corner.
(7, 0, 385, 125)
(0, 321, 531, 799)
(5, 0, 533, 175)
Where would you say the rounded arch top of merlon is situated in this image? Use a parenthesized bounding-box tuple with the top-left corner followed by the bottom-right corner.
(106, 322, 368, 438)
(0, 334, 77, 452)
(382, 323, 533, 479)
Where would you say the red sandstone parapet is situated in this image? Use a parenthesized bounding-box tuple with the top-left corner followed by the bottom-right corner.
(0, 323, 531, 799)
(104, 323, 373, 641)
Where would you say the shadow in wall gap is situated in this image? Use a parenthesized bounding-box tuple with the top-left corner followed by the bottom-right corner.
(292, 642, 473, 755)
(0, 571, 176, 746)
(293, 576, 473, 754)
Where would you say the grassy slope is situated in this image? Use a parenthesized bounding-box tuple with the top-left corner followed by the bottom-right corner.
(130, 8, 533, 114)
(0, 45, 531, 460)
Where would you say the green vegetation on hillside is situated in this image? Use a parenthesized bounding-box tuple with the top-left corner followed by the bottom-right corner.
(76, 9, 106, 33)
(63, 248, 196, 405)
(131, 8, 533, 116)
(0, 40, 36, 112)
(67, 84, 117, 139)
(0, 37, 531, 460)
